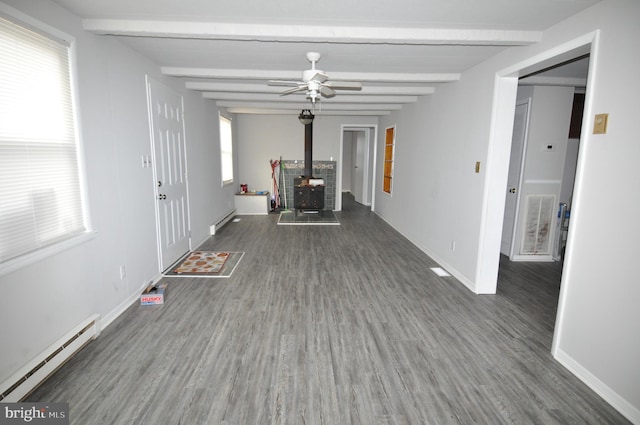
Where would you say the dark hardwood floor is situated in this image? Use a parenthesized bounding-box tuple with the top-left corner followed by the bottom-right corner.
(28, 194, 629, 424)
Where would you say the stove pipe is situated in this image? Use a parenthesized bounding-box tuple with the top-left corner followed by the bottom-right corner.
(304, 121, 313, 178)
(299, 109, 315, 178)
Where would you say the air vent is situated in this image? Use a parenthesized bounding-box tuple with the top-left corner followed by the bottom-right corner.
(521, 195, 556, 255)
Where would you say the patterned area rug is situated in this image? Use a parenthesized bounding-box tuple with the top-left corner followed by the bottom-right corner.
(164, 251, 244, 278)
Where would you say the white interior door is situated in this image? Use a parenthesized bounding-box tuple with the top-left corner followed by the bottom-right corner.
(353, 131, 366, 204)
(501, 99, 530, 257)
(146, 77, 191, 271)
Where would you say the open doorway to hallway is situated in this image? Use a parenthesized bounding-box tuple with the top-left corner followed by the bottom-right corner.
(338, 125, 377, 211)
(497, 51, 590, 343)
(500, 55, 588, 263)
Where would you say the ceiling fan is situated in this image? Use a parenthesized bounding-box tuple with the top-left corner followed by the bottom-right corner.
(268, 52, 362, 105)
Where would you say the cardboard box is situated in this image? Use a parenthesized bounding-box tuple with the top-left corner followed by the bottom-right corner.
(140, 283, 167, 305)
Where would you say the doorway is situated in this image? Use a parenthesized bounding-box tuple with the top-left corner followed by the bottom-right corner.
(474, 34, 596, 295)
(493, 42, 593, 355)
(500, 55, 589, 262)
(501, 57, 588, 263)
(338, 125, 377, 211)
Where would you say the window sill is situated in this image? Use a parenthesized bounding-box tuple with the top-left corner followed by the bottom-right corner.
(0, 230, 97, 278)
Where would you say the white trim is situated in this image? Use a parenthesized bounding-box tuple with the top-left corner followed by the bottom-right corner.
(509, 254, 554, 262)
(478, 31, 599, 295)
(0, 231, 96, 278)
(338, 124, 378, 212)
(219, 113, 234, 185)
(0, 314, 100, 402)
(99, 273, 163, 331)
(475, 74, 519, 294)
(375, 212, 476, 292)
(552, 30, 600, 357)
(554, 348, 640, 424)
(0, 3, 74, 44)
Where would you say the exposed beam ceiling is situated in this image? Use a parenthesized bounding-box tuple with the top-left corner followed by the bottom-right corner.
(52, 0, 599, 116)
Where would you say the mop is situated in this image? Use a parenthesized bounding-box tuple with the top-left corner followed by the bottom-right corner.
(269, 159, 280, 210)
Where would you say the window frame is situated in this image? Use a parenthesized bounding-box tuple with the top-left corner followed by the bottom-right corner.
(219, 114, 234, 186)
(382, 125, 396, 195)
(0, 6, 93, 277)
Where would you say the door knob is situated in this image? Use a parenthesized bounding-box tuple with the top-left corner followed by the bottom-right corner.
(509, 188, 517, 193)
(158, 194, 166, 200)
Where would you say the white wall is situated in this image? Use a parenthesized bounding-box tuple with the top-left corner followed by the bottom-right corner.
(1, 0, 637, 419)
(0, 0, 231, 388)
(184, 106, 238, 249)
(236, 114, 378, 198)
(373, 0, 640, 420)
(376, 91, 486, 290)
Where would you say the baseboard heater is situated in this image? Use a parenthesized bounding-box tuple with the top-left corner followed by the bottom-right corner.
(210, 209, 236, 235)
(0, 314, 100, 402)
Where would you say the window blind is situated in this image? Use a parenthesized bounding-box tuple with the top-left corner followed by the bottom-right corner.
(0, 16, 86, 264)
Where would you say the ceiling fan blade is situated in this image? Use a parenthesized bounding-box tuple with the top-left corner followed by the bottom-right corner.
(280, 85, 308, 95)
(326, 81, 362, 90)
(320, 86, 336, 98)
(310, 72, 329, 83)
(268, 80, 305, 87)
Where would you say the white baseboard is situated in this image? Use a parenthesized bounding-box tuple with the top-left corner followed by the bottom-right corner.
(374, 212, 476, 293)
(0, 272, 162, 402)
(510, 254, 555, 262)
(99, 273, 162, 332)
(0, 314, 100, 401)
(210, 209, 236, 235)
(554, 348, 640, 424)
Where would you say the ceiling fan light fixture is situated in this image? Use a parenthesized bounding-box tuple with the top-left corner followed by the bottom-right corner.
(267, 52, 362, 105)
(298, 109, 314, 125)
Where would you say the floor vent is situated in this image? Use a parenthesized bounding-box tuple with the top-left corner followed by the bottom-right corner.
(430, 267, 451, 277)
(210, 209, 236, 235)
(0, 314, 100, 402)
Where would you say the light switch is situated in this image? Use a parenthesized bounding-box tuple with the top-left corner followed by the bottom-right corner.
(593, 113, 609, 134)
(475, 161, 481, 173)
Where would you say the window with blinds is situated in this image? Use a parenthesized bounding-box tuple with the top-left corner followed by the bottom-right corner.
(0, 15, 87, 266)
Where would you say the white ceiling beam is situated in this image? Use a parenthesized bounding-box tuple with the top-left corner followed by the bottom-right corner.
(185, 81, 436, 95)
(224, 108, 391, 116)
(203, 92, 419, 103)
(215, 101, 403, 111)
(83, 19, 541, 46)
(164, 67, 459, 83)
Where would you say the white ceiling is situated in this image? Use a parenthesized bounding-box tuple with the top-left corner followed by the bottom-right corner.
(51, 0, 598, 115)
